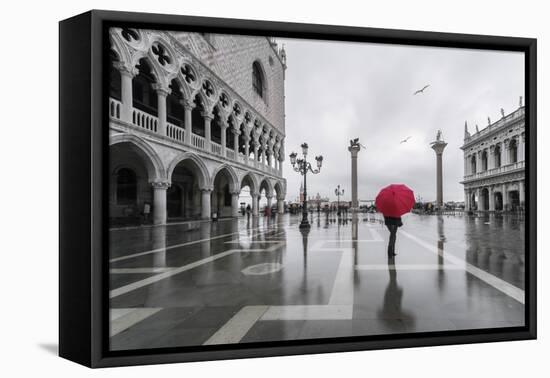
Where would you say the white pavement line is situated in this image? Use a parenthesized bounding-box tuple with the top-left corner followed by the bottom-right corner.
(203, 306, 269, 345)
(110, 308, 162, 337)
(110, 243, 285, 298)
(110, 267, 175, 274)
(261, 305, 353, 320)
(328, 248, 355, 305)
(110, 225, 269, 263)
(110, 250, 237, 298)
(400, 230, 525, 304)
(355, 264, 464, 271)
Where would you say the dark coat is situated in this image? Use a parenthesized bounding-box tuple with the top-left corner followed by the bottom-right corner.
(384, 216, 403, 227)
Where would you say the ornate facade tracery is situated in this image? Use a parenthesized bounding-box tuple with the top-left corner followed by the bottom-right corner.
(108, 28, 287, 225)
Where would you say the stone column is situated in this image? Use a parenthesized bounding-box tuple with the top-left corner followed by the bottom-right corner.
(431, 140, 448, 208)
(253, 137, 260, 166)
(201, 188, 212, 219)
(182, 99, 194, 145)
(464, 155, 468, 176)
(261, 141, 267, 165)
(232, 128, 240, 159)
(231, 191, 240, 217)
(251, 192, 259, 216)
(464, 189, 469, 211)
(220, 123, 228, 156)
(519, 181, 525, 207)
(348, 143, 362, 212)
(153, 85, 170, 136)
(202, 112, 213, 151)
(277, 196, 285, 214)
(152, 181, 170, 225)
(488, 146, 495, 170)
(503, 140, 510, 166)
(243, 134, 250, 161)
(488, 186, 495, 211)
(118, 65, 135, 123)
(278, 154, 284, 176)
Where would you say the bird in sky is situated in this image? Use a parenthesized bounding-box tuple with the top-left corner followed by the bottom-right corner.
(400, 136, 412, 144)
(413, 85, 430, 95)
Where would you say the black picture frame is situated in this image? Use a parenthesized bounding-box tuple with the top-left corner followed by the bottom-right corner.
(59, 9, 537, 368)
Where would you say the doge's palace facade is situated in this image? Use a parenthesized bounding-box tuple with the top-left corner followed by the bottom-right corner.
(108, 28, 287, 225)
(461, 103, 525, 212)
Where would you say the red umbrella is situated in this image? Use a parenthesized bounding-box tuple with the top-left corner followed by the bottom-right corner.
(375, 184, 415, 218)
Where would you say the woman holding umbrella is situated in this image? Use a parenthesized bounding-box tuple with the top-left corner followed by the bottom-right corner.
(375, 184, 415, 257)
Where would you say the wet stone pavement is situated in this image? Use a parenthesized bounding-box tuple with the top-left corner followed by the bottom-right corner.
(108, 212, 525, 351)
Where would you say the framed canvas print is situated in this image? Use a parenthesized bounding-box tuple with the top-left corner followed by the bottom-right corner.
(59, 10, 537, 368)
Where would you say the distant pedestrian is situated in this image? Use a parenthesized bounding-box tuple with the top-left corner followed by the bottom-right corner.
(384, 216, 403, 257)
(246, 204, 251, 221)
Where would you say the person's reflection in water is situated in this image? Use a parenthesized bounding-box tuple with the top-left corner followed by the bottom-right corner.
(377, 257, 415, 330)
(300, 227, 310, 289)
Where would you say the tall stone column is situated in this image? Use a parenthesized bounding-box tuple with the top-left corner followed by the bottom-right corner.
(348, 142, 362, 212)
(182, 99, 194, 145)
(231, 191, 240, 217)
(201, 188, 212, 219)
(251, 192, 259, 216)
(521, 133, 526, 162)
(152, 181, 170, 225)
(243, 134, 250, 161)
(503, 140, 510, 166)
(488, 146, 495, 170)
(488, 186, 495, 211)
(464, 189, 469, 211)
(253, 137, 260, 166)
(153, 85, 170, 136)
(431, 138, 448, 209)
(202, 112, 213, 151)
(117, 65, 136, 123)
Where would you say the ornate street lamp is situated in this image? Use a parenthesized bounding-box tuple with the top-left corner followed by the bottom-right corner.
(290, 143, 323, 229)
(335, 185, 344, 216)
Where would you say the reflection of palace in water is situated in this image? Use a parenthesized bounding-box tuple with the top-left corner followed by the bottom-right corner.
(461, 102, 525, 212)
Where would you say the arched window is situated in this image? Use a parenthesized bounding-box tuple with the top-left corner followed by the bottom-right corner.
(494, 145, 501, 167)
(471, 155, 477, 174)
(509, 139, 518, 163)
(252, 61, 265, 98)
(116, 168, 137, 205)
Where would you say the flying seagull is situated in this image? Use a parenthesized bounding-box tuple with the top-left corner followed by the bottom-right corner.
(413, 85, 430, 95)
(400, 136, 412, 144)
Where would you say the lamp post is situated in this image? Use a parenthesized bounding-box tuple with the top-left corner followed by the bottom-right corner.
(290, 143, 323, 229)
(335, 185, 344, 217)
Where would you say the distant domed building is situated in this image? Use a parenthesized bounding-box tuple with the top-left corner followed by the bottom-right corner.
(108, 28, 287, 225)
(461, 101, 525, 212)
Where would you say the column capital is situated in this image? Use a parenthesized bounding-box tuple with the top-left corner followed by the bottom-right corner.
(152, 83, 171, 97)
(231, 128, 241, 136)
(200, 187, 213, 193)
(113, 61, 138, 77)
(201, 111, 214, 121)
(151, 181, 171, 190)
(229, 190, 241, 196)
(249, 191, 259, 198)
(266, 194, 274, 200)
(181, 98, 195, 110)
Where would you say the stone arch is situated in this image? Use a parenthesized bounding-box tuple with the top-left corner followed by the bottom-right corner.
(240, 172, 259, 195)
(211, 164, 240, 193)
(109, 133, 165, 182)
(258, 177, 274, 198)
(274, 181, 285, 199)
(167, 152, 210, 189)
(109, 31, 132, 68)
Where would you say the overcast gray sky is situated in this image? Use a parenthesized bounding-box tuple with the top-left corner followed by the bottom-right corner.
(278, 38, 524, 203)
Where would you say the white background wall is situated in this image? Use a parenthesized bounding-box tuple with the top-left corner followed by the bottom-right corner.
(0, 0, 547, 376)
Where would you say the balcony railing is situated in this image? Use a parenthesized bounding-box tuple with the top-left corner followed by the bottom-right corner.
(191, 134, 205, 150)
(166, 122, 185, 143)
(132, 108, 158, 133)
(110, 98, 121, 119)
(109, 99, 281, 177)
(463, 160, 525, 181)
(211, 142, 222, 156)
